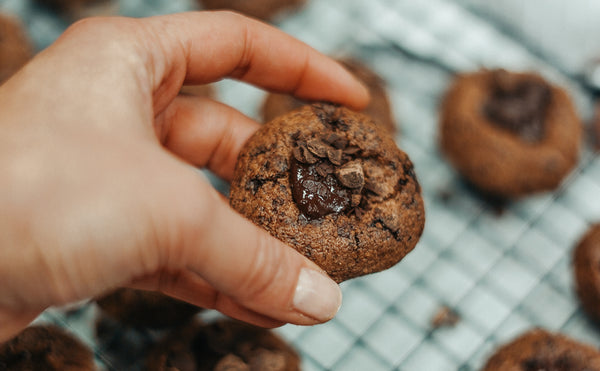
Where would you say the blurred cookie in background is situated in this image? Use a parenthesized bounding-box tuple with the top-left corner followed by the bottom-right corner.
(0, 325, 96, 370)
(145, 318, 301, 371)
(481, 328, 600, 370)
(198, 0, 306, 22)
(33, 0, 117, 20)
(573, 223, 600, 323)
(262, 58, 397, 135)
(0, 13, 34, 85)
(95, 288, 201, 330)
(440, 69, 581, 199)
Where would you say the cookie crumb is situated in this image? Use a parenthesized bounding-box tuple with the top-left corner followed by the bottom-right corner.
(431, 306, 460, 329)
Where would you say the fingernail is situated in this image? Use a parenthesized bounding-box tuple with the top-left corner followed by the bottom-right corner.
(293, 268, 342, 322)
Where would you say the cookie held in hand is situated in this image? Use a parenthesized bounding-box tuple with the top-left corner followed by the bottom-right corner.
(230, 103, 424, 282)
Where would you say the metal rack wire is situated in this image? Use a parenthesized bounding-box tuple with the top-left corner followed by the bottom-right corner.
(4, 0, 600, 370)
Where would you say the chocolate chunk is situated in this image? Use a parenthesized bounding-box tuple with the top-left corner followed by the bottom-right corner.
(336, 161, 365, 189)
(289, 158, 350, 219)
(327, 148, 343, 165)
(365, 179, 385, 196)
(249, 350, 287, 371)
(306, 138, 330, 158)
(323, 133, 348, 149)
(343, 146, 361, 155)
(315, 162, 334, 177)
(484, 70, 551, 142)
(292, 144, 318, 164)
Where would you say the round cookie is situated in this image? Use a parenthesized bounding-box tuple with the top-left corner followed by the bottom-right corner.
(230, 103, 424, 282)
(96, 288, 201, 329)
(0, 14, 34, 85)
(573, 223, 600, 322)
(440, 69, 581, 198)
(33, 0, 116, 18)
(198, 0, 306, 22)
(262, 58, 397, 135)
(0, 325, 95, 370)
(145, 319, 300, 371)
(482, 328, 600, 370)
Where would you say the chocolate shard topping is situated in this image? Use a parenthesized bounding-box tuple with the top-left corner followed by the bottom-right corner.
(292, 143, 318, 164)
(327, 148, 343, 165)
(484, 69, 551, 142)
(324, 133, 349, 149)
(336, 161, 365, 189)
(306, 138, 330, 158)
(343, 146, 361, 155)
(365, 179, 385, 196)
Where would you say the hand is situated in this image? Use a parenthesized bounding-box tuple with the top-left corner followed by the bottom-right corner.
(0, 11, 369, 341)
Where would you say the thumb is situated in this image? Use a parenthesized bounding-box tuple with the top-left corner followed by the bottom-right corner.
(171, 176, 342, 326)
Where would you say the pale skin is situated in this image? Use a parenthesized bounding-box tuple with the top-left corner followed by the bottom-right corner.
(0, 11, 369, 342)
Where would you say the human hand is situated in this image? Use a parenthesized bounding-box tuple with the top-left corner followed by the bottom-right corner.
(0, 11, 369, 341)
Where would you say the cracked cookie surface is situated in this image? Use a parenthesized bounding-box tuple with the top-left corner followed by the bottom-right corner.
(230, 103, 424, 282)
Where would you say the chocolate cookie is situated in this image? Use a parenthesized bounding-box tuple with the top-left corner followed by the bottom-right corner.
(198, 0, 306, 22)
(0, 325, 95, 370)
(145, 319, 300, 371)
(573, 223, 600, 322)
(482, 328, 600, 370)
(33, 0, 116, 18)
(96, 288, 201, 329)
(262, 58, 397, 134)
(0, 14, 34, 85)
(230, 103, 424, 282)
(440, 69, 581, 198)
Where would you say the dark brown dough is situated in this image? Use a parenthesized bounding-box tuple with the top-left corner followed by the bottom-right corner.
(230, 103, 424, 282)
(482, 328, 600, 370)
(440, 69, 581, 198)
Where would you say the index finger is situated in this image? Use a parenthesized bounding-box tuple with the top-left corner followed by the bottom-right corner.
(141, 11, 370, 113)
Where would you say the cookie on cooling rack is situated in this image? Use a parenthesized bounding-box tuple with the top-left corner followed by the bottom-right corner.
(440, 69, 581, 198)
(230, 103, 424, 282)
(482, 328, 600, 370)
(262, 58, 397, 135)
(0, 325, 95, 370)
(96, 288, 201, 329)
(573, 223, 600, 323)
(145, 319, 300, 371)
(0, 14, 34, 85)
(198, 0, 306, 22)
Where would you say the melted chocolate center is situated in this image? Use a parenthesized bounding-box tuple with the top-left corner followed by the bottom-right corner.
(484, 71, 551, 142)
(290, 159, 350, 219)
